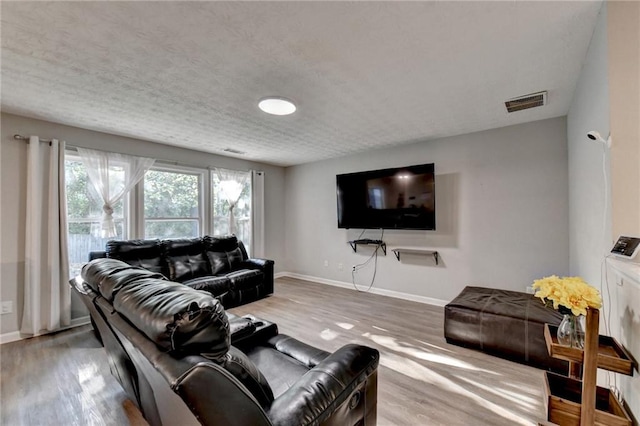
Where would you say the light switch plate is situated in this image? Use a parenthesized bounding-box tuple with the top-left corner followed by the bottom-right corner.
(1, 301, 13, 315)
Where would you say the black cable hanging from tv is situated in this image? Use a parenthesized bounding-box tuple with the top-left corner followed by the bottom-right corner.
(351, 229, 384, 293)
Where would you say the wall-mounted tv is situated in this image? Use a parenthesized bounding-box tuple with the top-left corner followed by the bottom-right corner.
(336, 163, 435, 230)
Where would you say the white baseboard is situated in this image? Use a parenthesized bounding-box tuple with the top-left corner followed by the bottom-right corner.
(0, 315, 91, 345)
(276, 272, 448, 307)
(0, 331, 22, 345)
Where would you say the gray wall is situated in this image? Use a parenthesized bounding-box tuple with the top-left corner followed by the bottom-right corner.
(567, 2, 610, 296)
(283, 117, 570, 303)
(0, 113, 287, 335)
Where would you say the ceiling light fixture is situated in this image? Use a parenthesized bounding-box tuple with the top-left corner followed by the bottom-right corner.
(258, 97, 296, 116)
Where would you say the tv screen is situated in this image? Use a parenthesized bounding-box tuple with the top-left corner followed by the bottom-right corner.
(336, 163, 435, 230)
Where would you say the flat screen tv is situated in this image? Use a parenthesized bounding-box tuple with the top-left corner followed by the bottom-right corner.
(336, 163, 435, 230)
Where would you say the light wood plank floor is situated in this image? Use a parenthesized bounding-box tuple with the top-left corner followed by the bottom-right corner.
(1, 277, 548, 425)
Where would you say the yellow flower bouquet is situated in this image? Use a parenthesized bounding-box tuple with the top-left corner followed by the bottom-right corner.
(532, 275, 602, 316)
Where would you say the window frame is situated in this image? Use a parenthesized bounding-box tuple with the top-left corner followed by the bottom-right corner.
(137, 163, 209, 239)
(65, 148, 255, 246)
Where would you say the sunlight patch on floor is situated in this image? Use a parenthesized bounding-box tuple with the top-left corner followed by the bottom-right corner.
(456, 375, 539, 413)
(380, 352, 535, 426)
(336, 322, 354, 330)
(364, 332, 498, 374)
(320, 328, 339, 340)
(372, 325, 389, 332)
(412, 338, 454, 353)
(78, 363, 106, 395)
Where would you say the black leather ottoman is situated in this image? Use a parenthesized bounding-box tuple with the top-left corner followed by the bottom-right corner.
(444, 286, 568, 373)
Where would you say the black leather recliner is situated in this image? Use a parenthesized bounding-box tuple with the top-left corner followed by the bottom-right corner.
(89, 235, 274, 308)
(72, 258, 379, 426)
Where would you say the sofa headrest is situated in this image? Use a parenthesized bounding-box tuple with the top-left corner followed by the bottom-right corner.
(81, 258, 166, 301)
(82, 258, 230, 356)
(164, 238, 211, 282)
(114, 279, 229, 356)
(204, 235, 247, 275)
(106, 239, 168, 276)
(204, 235, 240, 252)
(165, 237, 205, 253)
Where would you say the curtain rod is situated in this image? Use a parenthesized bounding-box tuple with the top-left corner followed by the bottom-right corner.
(13, 133, 257, 173)
(13, 134, 52, 143)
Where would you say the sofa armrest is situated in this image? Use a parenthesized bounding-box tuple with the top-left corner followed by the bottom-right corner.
(228, 316, 257, 343)
(237, 258, 274, 295)
(238, 258, 273, 270)
(265, 334, 330, 368)
(267, 344, 379, 426)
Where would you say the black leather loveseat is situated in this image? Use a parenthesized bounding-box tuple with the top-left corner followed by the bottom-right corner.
(89, 235, 273, 308)
(72, 258, 379, 426)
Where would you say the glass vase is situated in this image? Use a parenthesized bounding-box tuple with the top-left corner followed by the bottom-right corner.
(556, 314, 585, 349)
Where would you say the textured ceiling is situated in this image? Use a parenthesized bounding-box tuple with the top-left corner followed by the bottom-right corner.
(2, 1, 602, 166)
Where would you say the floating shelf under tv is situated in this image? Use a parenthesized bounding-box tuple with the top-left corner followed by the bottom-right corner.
(391, 247, 439, 265)
(348, 239, 386, 255)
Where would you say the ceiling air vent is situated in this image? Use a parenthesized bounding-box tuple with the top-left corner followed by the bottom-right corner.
(223, 148, 246, 155)
(505, 91, 547, 113)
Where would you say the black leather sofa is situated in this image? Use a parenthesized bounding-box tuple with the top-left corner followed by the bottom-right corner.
(72, 258, 379, 426)
(89, 235, 273, 308)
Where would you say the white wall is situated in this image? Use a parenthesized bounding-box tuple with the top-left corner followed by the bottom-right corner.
(567, 2, 610, 293)
(283, 117, 569, 303)
(568, 3, 639, 420)
(0, 113, 287, 336)
(609, 1, 640, 238)
(608, 2, 640, 418)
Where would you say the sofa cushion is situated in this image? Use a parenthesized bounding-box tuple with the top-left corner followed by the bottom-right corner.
(106, 239, 169, 277)
(164, 238, 210, 282)
(204, 235, 246, 274)
(206, 248, 244, 275)
(81, 258, 166, 301)
(212, 347, 275, 408)
(226, 269, 263, 291)
(204, 234, 241, 252)
(183, 276, 233, 305)
(113, 276, 229, 356)
(245, 346, 311, 398)
(182, 276, 231, 296)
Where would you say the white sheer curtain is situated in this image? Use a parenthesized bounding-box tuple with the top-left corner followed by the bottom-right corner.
(76, 148, 155, 238)
(215, 168, 250, 235)
(251, 170, 265, 258)
(22, 137, 71, 335)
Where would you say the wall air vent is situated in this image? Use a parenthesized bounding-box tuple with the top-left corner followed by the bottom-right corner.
(223, 148, 246, 155)
(505, 91, 547, 113)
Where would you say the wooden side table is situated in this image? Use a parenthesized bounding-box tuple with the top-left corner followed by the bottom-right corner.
(542, 308, 634, 426)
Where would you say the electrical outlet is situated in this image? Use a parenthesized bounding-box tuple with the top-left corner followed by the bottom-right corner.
(1, 301, 13, 315)
(323, 260, 329, 267)
(338, 263, 344, 270)
(525, 286, 535, 294)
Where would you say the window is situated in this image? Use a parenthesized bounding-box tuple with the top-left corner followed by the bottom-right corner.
(65, 150, 254, 275)
(65, 155, 128, 278)
(212, 170, 252, 254)
(143, 167, 204, 239)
